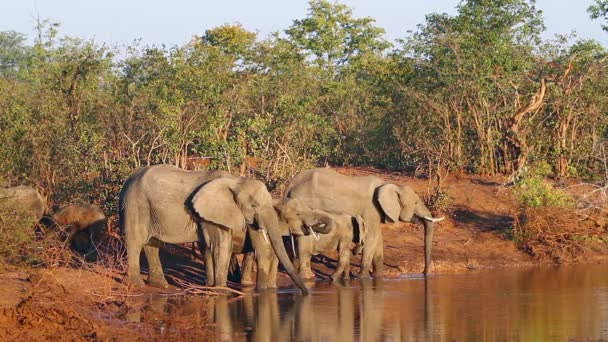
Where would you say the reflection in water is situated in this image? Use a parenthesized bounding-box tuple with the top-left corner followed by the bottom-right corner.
(125, 265, 608, 341)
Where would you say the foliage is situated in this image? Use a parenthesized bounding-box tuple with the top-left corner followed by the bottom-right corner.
(0, 200, 41, 265)
(0, 0, 608, 225)
(513, 162, 575, 209)
(589, 0, 608, 31)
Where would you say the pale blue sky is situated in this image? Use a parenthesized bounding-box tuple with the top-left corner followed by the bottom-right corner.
(1, 0, 606, 47)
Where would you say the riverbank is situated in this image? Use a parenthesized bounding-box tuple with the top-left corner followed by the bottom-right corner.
(1, 166, 607, 340)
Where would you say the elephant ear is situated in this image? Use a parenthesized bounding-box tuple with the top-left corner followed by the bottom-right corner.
(191, 178, 245, 231)
(306, 209, 336, 232)
(376, 183, 400, 223)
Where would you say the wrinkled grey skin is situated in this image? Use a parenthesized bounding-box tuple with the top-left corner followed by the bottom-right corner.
(119, 164, 308, 295)
(286, 168, 443, 278)
(200, 221, 281, 290)
(0, 185, 46, 220)
(275, 197, 366, 281)
(238, 197, 334, 287)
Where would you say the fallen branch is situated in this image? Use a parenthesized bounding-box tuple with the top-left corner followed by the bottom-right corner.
(167, 275, 246, 297)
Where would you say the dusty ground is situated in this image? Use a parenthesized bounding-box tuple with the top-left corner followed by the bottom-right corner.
(1, 166, 607, 341)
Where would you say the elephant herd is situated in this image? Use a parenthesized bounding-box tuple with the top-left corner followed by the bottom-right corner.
(120, 164, 444, 295)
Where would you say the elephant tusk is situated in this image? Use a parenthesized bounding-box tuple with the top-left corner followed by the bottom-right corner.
(312, 230, 320, 241)
(423, 216, 445, 223)
(290, 230, 297, 257)
(261, 229, 270, 244)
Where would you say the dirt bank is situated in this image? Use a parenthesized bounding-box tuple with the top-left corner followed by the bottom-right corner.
(1, 167, 607, 340)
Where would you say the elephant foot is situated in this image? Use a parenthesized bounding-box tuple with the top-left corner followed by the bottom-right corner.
(299, 271, 317, 280)
(330, 271, 345, 282)
(357, 270, 372, 279)
(148, 274, 169, 289)
(241, 277, 255, 287)
(127, 275, 146, 289)
(255, 284, 268, 291)
(372, 272, 384, 279)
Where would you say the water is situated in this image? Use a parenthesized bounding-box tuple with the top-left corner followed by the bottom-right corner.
(125, 264, 608, 341)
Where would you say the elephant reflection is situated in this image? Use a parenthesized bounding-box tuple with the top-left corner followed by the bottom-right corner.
(125, 279, 434, 340)
(292, 279, 386, 341)
(210, 292, 292, 341)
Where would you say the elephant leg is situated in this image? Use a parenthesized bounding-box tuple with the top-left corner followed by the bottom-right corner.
(249, 228, 273, 290)
(297, 237, 316, 280)
(298, 254, 316, 280)
(255, 250, 272, 291)
(241, 252, 255, 286)
(204, 247, 215, 286)
(213, 230, 232, 287)
(343, 258, 352, 280)
(331, 240, 351, 281)
(267, 254, 279, 289)
(144, 244, 169, 288)
(372, 237, 384, 278)
(126, 240, 146, 288)
(358, 247, 373, 279)
(201, 229, 215, 286)
(358, 222, 380, 279)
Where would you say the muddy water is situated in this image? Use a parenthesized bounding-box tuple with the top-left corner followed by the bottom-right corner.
(125, 264, 608, 341)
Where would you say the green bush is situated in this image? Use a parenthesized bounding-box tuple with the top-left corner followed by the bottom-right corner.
(513, 162, 575, 209)
(0, 200, 42, 266)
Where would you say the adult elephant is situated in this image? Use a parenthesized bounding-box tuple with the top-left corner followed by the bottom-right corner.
(0, 185, 46, 220)
(286, 168, 444, 278)
(119, 164, 309, 295)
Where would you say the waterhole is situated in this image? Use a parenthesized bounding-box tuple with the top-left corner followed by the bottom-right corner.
(121, 264, 608, 341)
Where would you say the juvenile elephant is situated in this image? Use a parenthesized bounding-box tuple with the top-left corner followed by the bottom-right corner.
(52, 203, 106, 255)
(239, 198, 358, 284)
(274, 197, 366, 281)
(119, 164, 309, 294)
(0, 185, 46, 220)
(286, 168, 444, 278)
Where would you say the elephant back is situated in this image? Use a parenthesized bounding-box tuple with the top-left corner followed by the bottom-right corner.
(0, 185, 46, 220)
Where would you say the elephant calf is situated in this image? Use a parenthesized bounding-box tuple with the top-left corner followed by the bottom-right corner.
(274, 198, 366, 281)
(52, 203, 106, 255)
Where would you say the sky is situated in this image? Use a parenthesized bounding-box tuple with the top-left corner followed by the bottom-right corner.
(1, 0, 607, 48)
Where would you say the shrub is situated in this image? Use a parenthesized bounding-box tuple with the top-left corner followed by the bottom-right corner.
(513, 162, 575, 209)
(0, 200, 42, 266)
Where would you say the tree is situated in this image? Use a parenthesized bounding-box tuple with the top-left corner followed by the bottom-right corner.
(201, 24, 257, 60)
(396, 0, 546, 175)
(589, 0, 608, 31)
(0, 31, 28, 77)
(285, 0, 390, 75)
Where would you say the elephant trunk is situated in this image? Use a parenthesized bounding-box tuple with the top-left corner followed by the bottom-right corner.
(259, 208, 309, 295)
(416, 203, 442, 276)
(422, 219, 435, 275)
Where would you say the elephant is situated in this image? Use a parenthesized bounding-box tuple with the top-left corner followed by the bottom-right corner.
(52, 203, 106, 256)
(0, 185, 46, 220)
(286, 168, 444, 278)
(200, 220, 280, 290)
(119, 164, 309, 294)
(274, 197, 366, 281)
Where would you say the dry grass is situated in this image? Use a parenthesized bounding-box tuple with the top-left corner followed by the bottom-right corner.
(513, 207, 607, 262)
